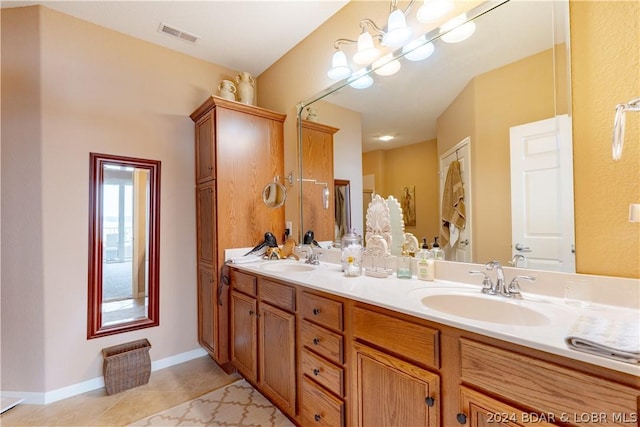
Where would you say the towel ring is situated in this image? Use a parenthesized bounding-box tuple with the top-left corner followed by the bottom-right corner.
(612, 97, 640, 161)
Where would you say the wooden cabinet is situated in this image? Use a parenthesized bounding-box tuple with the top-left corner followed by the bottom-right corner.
(300, 120, 339, 242)
(299, 291, 347, 427)
(458, 339, 640, 427)
(230, 270, 297, 418)
(191, 97, 286, 365)
(351, 305, 441, 427)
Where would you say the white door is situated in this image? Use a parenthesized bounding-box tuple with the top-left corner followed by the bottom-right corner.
(509, 115, 575, 272)
(439, 138, 472, 262)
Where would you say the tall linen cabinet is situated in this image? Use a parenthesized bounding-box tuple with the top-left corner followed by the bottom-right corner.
(190, 96, 286, 366)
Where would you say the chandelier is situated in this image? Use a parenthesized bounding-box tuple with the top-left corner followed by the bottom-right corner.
(327, 0, 477, 88)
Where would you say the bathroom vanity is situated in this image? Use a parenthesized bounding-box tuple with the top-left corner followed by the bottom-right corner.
(227, 259, 639, 427)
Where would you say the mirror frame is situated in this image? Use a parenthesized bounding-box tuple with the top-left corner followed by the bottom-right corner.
(87, 152, 161, 339)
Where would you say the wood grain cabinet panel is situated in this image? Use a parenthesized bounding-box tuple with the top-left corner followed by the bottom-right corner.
(301, 349, 344, 397)
(197, 266, 216, 354)
(300, 291, 344, 331)
(301, 320, 344, 364)
(459, 386, 556, 427)
(302, 376, 345, 427)
(230, 290, 257, 382)
(196, 182, 216, 266)
(195, 111, 215, 184)
(460, 339, 640, 426)
(259, 279, 295, 311)
(352, 305, 439, 369)
(231, 269, 257, 297)
(352, 342, 440, 427)
(259, 302, 296, 416)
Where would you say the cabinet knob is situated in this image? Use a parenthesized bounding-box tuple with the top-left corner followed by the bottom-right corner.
(313, 338, 320, 345)
(249, 310, 254, 316)
(456, 413, 467, 424)
(313, 368, 320, 376)
(312, 308, 321, 315)
(314, 414, 321, 422)
(425, 396, 435, 407)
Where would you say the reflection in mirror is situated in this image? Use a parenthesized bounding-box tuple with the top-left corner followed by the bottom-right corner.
(88, 153, 161, 339)
(262, 178, 287, 208)
(334, 179, 351, 245)
(299, 0, 576, 273)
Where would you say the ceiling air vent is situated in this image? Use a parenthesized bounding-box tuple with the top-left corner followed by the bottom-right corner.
(158, 23, 199, 44)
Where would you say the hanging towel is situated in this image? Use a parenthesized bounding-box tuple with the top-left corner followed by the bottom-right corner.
(441, 160, 466, 247)
(565, 314, 640, 364)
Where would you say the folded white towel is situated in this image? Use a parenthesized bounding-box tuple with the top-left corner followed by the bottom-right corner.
(566, 314, 640, 364)
(227, 254, 264, 264)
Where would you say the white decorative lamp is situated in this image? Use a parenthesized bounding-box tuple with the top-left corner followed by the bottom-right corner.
(416, 0, 453, 23)
(440, 14, 476, 43)
(353, 30, 381, 65)
(402, 36, 435, 61)
(382, 8, 412, 48)
(373, 54, 401, 76)
(327, 49, 352, 80)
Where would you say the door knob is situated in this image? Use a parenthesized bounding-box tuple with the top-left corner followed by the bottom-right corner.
(514, 243, 531, 252)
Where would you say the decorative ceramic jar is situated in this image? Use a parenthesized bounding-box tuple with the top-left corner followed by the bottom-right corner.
(236, 71, 255, 105)
(306, 107, 319, 122)
(341, 229, 363, 277)
(217, 79, 236, 101)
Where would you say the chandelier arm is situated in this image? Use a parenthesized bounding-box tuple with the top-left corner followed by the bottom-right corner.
(334, 38, 357, 49)
(402, 0, 416, 15)
(360, 18, 385, 35)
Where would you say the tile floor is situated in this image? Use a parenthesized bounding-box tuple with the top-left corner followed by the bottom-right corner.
(0, 356, 242, 426)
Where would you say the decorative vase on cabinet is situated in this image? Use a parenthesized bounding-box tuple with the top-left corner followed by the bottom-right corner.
(236, 71, 255, 105)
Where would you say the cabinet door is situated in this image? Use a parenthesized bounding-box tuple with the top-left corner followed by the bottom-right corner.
(230, 291, 257, 382)
(197, 266, 216, 354)
(196, 182, 216, 266)
(259, 302, 296, 416)
(353, 342, 439, 427)
(195, 110, 215, 183)
(459, 386, 556, 427)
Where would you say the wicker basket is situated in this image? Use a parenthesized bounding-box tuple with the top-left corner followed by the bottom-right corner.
(102, 339, 151, 395)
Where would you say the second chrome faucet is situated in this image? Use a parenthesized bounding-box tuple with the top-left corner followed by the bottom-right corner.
(469, 260, 535, 299)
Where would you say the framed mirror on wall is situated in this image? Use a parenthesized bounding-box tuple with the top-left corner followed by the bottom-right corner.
(87, 153, 161, 339)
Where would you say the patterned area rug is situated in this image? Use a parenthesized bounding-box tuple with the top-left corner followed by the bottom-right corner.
(129, 379, 294, 426)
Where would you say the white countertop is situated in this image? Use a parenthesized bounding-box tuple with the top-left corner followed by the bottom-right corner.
(229, 257, 640, 377)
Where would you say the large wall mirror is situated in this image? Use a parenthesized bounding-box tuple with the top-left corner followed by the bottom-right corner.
(298, 0, 581, 273)
(88, 153, 161, 339)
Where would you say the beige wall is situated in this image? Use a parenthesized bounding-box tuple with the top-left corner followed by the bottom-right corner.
(1, 6, 240, 394)
(363, 140, 440, 245)
(571, 1, 639, 278)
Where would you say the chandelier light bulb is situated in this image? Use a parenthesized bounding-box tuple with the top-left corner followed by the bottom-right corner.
(353, 31, 381, 65)
(327, 50, 352, 80)
(348, 69, 374, 89)
(402, 36, 435, 61)
(373, 54, 401, 76)
(417, 0, 453, 23)
(440, 14, 476, 43)
(382, 8, 412, 48)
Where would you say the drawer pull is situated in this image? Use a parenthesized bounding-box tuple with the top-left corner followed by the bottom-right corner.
(313, 308, 321, 315)
(456, 413, 467, 424)
(313, 337, 320, 345)
(313, 368, 320, 376)
(425, 396, 435, 407)
(249, 310, 254, 316)
(314, 414, 322, 422)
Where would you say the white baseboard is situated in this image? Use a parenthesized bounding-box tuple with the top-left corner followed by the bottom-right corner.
(1, 347, 208, 405)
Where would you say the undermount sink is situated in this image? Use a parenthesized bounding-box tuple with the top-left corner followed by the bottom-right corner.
(259, 261, 315, 273)
(420, 293, 551, 326)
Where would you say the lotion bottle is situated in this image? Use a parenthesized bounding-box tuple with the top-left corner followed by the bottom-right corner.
(417, 245, 435, 281)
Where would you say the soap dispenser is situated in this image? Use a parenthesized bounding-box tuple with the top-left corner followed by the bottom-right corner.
(417, 238, 435, 281)
(431, 236, 444, 260)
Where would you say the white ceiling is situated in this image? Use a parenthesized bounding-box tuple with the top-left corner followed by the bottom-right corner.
(0, 0, 349, 76)
(2, 1, 559, 153)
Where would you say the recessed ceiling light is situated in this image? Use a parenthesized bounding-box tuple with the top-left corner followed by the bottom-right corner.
(378, 135, 394, 142)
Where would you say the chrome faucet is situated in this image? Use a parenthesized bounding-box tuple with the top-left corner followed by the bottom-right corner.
(484, 260, 506, 296)
(510, 254, 526, 268)
(301, 244, 320, 265)
(506, 275, 536, 299)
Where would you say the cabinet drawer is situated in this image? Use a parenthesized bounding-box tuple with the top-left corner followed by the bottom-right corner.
(301, 349, 344, 397)
(302, 376, 344, 427)
(352, 306, 440, 369)
(301, 320, 344, 364)
(230, 269, 256, 296)
(460, 339, 640, 423)
(259, 278, 295, 312)
(300, 291, 343, 331)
